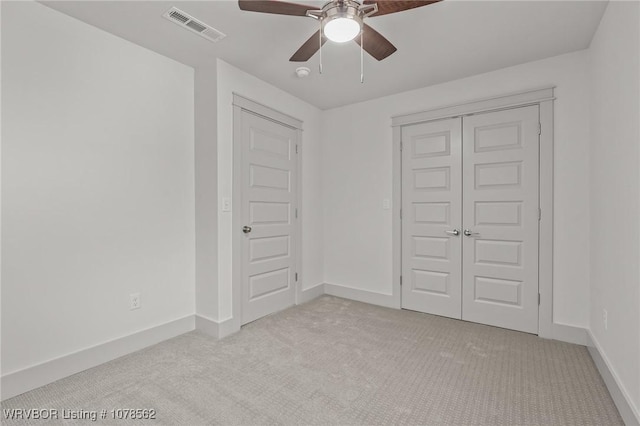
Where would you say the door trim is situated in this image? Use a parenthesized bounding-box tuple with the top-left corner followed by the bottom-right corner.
(391, 86, 555, 127)
(232, 94, 303, 331)
(391, 86, 555, 339)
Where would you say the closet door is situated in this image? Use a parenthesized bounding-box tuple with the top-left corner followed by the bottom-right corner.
(461, 106, 540, 334)
(401, 117, 462, 319)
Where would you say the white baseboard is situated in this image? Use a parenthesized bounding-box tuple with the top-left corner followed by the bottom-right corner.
(323, 284, 589, 347)
(324, 282, 396, 308)
(551, 322, 588, 345)
(298, 282, 325, 304)
(1, 315, 195, 401)
(194, 314, 219, 337)
(195, 315, 238, 339)
(196, 284, 326, 339)
(587, 330, 640, 426)
(217, 317, 239, 339)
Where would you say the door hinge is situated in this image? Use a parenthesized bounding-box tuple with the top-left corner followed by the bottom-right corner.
(295, 144, 299, 154)
(400, 276, 403, 286)
(400, 140, 403, 151)
(538, 123, 542, 135)
(295, 272, 298, 282)
(400, 208, 403, 219)
(538, 293, 541, 305)
(538, 208, 542, 221)
(295, 208, 298, 218)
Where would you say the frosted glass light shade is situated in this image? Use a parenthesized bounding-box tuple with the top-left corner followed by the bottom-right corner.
(323, 17, 361, 43)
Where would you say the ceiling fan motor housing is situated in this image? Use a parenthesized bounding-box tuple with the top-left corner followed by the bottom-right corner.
(324, 1, 361, 21)
(306, 0, 378, 31)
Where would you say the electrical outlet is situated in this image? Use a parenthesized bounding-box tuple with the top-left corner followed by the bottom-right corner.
(130, 293, 141, 310)
(602, 308, 608, 331)
(382, 199, 391, 210)
(222, 197, 231, 212)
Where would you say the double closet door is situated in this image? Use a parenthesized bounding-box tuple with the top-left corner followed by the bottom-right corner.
(401, 105, 540, 334)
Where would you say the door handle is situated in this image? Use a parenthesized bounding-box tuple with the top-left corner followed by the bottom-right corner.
(444, 229, 460, 236)
(463, 229, 479, 237)
(242, 226, 252, 234)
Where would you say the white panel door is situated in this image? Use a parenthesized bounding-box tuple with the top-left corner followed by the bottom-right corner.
(402, 117, 462, 319)
(461, 105, 539, 333)
(241, 111, 297, 325)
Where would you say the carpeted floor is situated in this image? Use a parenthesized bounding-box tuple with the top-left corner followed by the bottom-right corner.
(2, 296, 622, 425)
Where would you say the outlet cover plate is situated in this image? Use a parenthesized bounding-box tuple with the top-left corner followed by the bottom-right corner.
(130, 293, 141, 310)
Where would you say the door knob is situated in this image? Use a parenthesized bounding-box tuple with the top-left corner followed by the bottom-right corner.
(242, 226, 252, 234)
(444, 229, 460, 236)
(463, 229, 479, 237)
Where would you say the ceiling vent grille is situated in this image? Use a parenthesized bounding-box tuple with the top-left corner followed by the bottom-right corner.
(162, 7, 226, 43)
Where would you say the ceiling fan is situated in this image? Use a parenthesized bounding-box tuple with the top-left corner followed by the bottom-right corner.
(238, 0, 441, 62)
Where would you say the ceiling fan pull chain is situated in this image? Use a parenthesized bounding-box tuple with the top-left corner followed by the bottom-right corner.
(360, 29, 364, 83)
(319, 21, 323, 74)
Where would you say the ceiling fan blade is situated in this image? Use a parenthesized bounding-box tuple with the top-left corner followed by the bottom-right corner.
(290, 30, 327, 62)
(238, 0, 317, 16)
(355, 24, 397, 61)
(364, 0, 441, 17)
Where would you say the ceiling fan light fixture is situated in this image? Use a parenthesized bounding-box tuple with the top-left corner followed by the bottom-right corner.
(323, 15, 361, 43)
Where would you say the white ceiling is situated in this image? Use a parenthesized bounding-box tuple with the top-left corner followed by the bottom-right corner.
(42, 0, 607, 109)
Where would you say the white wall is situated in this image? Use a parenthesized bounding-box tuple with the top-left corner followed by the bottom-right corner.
(195, 63, 219, 322)
(1, 2, 195, 375)
(322, 50, 592, 328)
(589, 0, 640, 417)
(216, 59, 323, 324)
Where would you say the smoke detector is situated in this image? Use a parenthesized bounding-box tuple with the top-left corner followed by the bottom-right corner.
(295, 67, 311, 78)
(162, 7, 226, 43)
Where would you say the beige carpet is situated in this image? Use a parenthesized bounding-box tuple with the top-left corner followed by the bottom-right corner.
(2, 296, 622, 425)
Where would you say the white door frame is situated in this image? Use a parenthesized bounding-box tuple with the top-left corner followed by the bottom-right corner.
(391, 86, 556, 339)
(232, 94, 304, 331)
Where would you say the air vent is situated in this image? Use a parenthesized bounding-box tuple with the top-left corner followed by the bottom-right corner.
(186, 20, 207, 33)
(169, 10, 189, 24)
(162, 7, 226, 43)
